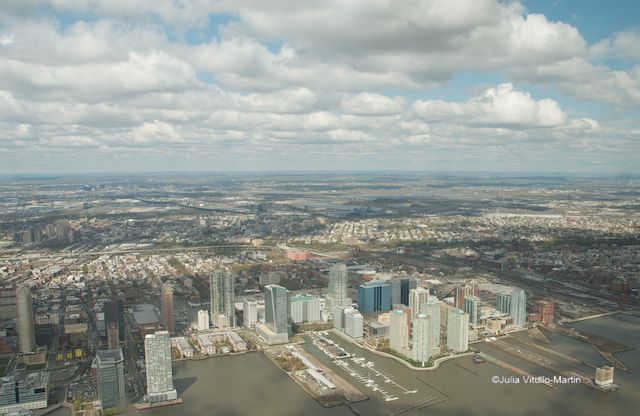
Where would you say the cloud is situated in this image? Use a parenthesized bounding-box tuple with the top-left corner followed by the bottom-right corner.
(0, 1, 638, 173)
(510, 57, 640, 104)
(341, 93, 404, 116)
(0, 48, 200, 105)
(591, 29, 640, 62)
(414, 83, 567, 128)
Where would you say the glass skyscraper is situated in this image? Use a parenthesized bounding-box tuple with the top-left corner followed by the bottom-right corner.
(96, 349, 125, 410)
(510, 288, 527, 328)
(264, 284, 289, 334)
(210, 270, 235, 328)
(391, 277, 417, 306)
(358, 280, 391, 315)
(496, 292, 511, 314)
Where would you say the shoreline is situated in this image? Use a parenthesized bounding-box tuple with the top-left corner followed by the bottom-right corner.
(330, 328, 474, 371)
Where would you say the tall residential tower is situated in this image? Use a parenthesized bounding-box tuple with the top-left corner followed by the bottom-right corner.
(210, 271, 235, 328)
(144, 331, 178, 404)
(161, 284, 174, 334)
(16, 284, 36, 353)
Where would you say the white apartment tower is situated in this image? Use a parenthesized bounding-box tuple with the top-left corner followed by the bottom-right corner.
(425, 298, 441, 355)
(412, 313, 431, 366)
(389, 308, 410, 353)
(144, 331, 178, 404)
(409, 287, 430, 319)
(197, 309, 209, 331)
(446, 308, 469, 353)
(243, 299, 259, 329)
(327, 264, 350, 314)
(344, 307, 363, 339)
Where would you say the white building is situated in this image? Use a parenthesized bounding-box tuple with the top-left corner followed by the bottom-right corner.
(243, 299, 259, 329)
(389, 308, 410, 354)
(144, 331, 178, 404)
(425, 298, 441, 355)
(332, 305, 348, 331)
(446, 308, 469, 353)
(408, 287, 430, 319)
(411, 313, 430, 366)
(197, 310, 209, 331)
(172, 337, 194, 358)
(343, 308, 363, 340)
(290, 294, 321, 324)
(595, 366, 614, 387)
(327, 264, 350, 314)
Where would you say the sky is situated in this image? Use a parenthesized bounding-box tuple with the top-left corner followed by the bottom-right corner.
(0, 0, 638, 174)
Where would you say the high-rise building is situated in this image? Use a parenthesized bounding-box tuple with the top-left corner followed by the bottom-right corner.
(409, 287, 430, 319)
(16, 284, 36, 353)
(242, 299, 258, 329)
(535, 300, 554, 325)
(197, 310, 209, 331)
(0, 372, 49, 414)
(496, 292, 511, 314)
(425, 298, 441, 355)
(144, 331, 178, 404)
(332, 305, 348, 331)
(358, 280, 391, 315)
(289, 294, 321, 324)
(411, 313, 430, 366)
(264, 285, 289, 335)
(391, 277, 417, 306)
(389, 308, 410, 353)
(161, 284, 174, 334)
(510, 288, 527, 328)
(446, 308, 469, 352)
(455, 283, 478, 309)
(96, 349, 126, 410)
(210, 271, 235, 328)
(104, 299, 125, 342)
(464, 296, 481, 326)
(107, 322, 119, 350)
(327, 264, 350, 313)
(343, 308, 363, 339)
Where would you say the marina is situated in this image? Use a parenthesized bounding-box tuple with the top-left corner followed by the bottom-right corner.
(312, 332, 417, 402)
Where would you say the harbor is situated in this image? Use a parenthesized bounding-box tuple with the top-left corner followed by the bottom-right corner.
(139, 314, 640, 416)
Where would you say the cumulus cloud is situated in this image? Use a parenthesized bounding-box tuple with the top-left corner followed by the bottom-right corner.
(341, 93, 404, 115)
(414, 83, 567, 128)
(0, 0, 637, 173)
(591, 30, 640, 62)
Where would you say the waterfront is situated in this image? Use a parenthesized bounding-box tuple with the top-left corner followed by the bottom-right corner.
(143, 314, 640, 416)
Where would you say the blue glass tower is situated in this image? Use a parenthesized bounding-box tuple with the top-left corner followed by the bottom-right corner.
(358, 280, 391, 314)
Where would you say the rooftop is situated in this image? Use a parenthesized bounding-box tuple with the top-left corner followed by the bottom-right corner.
(96, 348, 124, 364)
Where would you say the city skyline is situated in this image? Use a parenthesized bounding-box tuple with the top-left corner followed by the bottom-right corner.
(1, 1, 638, 174)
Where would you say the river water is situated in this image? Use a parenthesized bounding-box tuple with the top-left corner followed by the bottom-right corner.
(144, 314, 640, 416)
